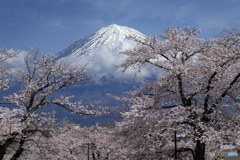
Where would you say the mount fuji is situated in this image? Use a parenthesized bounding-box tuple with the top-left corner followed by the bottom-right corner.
(55, 24, 153, 83)
(50, 25, 155, 126)
(55, 24, 146, 59)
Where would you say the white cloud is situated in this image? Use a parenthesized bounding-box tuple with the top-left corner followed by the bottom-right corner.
(5, 43, 159, 85)
(5, 49, 28, 69)
(61, 39, 157, 84)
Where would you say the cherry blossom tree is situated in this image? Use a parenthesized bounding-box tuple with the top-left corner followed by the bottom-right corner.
(17, 122, 120, 160)
(116, 27, 240, 160)
(0, 49, 14, 91)
(0, 49, 18, 159)
(0, 49, 107, 159)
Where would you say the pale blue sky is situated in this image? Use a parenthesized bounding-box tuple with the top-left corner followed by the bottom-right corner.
(1, 0, 240, 54)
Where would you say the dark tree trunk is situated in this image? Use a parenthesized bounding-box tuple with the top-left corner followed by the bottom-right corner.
(10, 137, 25, 160)
(0, 146, 7, 160)
(0, 133, 18, 160)
(92, 152, 96, 160)
(194, 140, 205, 160)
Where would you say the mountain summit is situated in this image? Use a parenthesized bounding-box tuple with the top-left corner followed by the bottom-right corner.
(50, 25, 151, 125)
(55, 24, 146, 59)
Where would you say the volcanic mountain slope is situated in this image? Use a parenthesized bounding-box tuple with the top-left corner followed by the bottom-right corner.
(52, 25, 151, 125)
(55, 24, 146, 59)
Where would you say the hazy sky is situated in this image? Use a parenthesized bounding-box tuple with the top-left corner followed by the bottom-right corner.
(1, 0, 240, 54)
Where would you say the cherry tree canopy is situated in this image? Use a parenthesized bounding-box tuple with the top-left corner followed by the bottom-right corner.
(115, 27, 240, 160)
(0, 49, 107, 159)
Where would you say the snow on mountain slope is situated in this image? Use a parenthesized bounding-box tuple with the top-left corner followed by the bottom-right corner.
(56, 24, 157, 83)
(55, 24, 146, 59)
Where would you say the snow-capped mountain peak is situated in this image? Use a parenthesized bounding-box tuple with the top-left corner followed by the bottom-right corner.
(55, 24, 146, 59)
